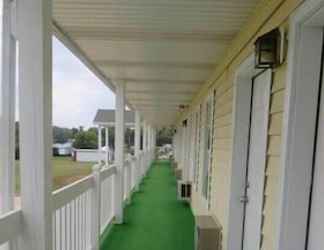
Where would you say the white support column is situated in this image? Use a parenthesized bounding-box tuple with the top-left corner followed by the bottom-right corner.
(17, 0, 53, 249)
(0, 0, 16, 215)
(147, 125, 151, 151)
(143, 121, 147, 152)
(143, 121, 148, 173)
(135, 112, 141, 157)
(134, 111, 141, 189)
(114, 82, 125, 224)
(105, 127, 109, 165)
(97, 125, 102, 163)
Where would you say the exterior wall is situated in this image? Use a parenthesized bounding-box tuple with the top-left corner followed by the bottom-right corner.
(178, 0, 304, 249)
(75, 149, 106, 162)
(261, 60, 286, 250)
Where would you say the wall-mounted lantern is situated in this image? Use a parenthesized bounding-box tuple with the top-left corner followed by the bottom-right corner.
(254, 28, 281, 69)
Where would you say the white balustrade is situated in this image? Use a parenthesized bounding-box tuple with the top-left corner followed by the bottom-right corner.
(0, 150, 155, 250)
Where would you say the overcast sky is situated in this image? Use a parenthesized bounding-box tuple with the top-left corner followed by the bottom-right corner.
(0, 3, 115, 129)
(52, 38, 115, 128)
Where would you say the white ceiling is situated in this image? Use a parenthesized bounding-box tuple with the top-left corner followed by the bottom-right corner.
(53, 0, 259, 126)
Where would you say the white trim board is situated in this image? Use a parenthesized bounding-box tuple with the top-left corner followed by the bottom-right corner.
(277, 0, 324, 249)
(227, 54, 266, 250)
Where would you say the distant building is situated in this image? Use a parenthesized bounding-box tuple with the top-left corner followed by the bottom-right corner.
(53, 141, 73, 156)
(73, 146, 114, 163)
(93, 109, 135, 127)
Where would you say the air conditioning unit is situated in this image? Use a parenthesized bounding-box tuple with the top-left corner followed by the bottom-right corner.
(174, 168, 182, 180)
(177, 181, 191, 201)
(195, 216, 222, 250)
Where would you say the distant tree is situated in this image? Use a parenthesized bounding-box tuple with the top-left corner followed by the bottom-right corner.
(73, 129, 97, 149)
(71, 127, 79, 138)
(53, 126, 73, 143)
(156, 127, 175, 146)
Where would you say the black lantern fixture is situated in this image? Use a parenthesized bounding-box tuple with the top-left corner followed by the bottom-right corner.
(255, 28, 281, 69)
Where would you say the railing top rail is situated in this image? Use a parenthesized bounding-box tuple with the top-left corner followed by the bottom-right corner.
(100, 165, 117, 181)
(52, 174, 93, 210)
(0, 209, 22, 245)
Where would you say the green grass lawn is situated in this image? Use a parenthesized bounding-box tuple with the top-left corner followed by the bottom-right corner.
(14, 157, 94, 193)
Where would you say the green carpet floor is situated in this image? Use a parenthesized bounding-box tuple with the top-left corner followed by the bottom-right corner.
(100, 160, 195, 250)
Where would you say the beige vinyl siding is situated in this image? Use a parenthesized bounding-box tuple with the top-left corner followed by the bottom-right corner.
(183, 1, 304, 249)
(260, 62, 287, 250)
(210, 74, 234, 250)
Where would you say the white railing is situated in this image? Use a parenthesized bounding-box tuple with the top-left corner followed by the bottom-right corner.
(100, 165, 116, 234)
(0, 209, 22, 249)
(51, 150, 154, 250)
(0, 150, 155, 250)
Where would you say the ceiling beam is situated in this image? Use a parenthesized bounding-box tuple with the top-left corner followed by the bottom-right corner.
(120, 78, 202, 85)
(96, 60, 216, 70)
(64, 26, 233, 42)
(126, 89, 195, 95)
(129, 96, 191, 102)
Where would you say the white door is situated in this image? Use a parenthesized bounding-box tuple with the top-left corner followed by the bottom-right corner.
(243, 70, 271, 250)
(307, 59, 324, 250)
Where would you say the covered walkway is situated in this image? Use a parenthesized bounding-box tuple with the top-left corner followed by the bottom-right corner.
(100, 161, 194, 250)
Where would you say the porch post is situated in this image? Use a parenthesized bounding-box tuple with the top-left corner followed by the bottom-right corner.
(114, 82, 125, 224)
(143, 121, 147, 152)
(142, 121, 147, 173)
(106, 126, 110, 166)
(97, 125, 102, 163)
(134, 111, 141, 189)
(147, 125, 151, 151)
(17, 0, 53, 249)
(0, 0, 16, 215)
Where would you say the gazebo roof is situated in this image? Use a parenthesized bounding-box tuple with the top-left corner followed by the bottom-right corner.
(93, 109, 135, 127)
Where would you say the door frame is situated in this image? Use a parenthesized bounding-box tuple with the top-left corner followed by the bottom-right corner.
(227, 54, 269, 250)
(276, 0, 324, 249)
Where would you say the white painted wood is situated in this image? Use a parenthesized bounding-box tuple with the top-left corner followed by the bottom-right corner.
(243, 69, 271, 250)
(227, 72, 252, 250)
(227, 54, 262, 250)
(52, 0, 260, 125)
(277, 1, 324, 248)
(105, 127, 109, 165)
(90, 165, 101, 250)
(134, 111, 141, 190)
(17, 0, 53, 249)
(97, 126, 102, 164)
(0, 210, 22, 245)
(114, 82, 125, 224)
(100, 165, 117, 182)
(52, 175, 93, 210)
(135, 111, 141, 156)
(308, 55, 324, 250)
(0, 0, 16, 215)
(143, 121, 148, 152)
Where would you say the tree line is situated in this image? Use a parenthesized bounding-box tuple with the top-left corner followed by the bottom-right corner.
(14, 122, 174, 159)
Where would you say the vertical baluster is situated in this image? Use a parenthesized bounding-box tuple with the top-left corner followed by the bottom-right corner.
(91, 164, 101, 250)
(69, 203, 72, 250)
(83, 194, 86, 250)
(65, 205, 68, 250)
(73, 199, 76, 250)
(76, 197, 79, 250)
(52, 213, 56, 250)
(59, 208, 62, 250)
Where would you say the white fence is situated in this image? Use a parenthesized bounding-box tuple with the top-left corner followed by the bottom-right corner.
(0, 150, 155, 250)
(74, 149, 114, 163)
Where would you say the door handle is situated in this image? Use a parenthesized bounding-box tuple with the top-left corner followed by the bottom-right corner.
(240, 195, 249, 204)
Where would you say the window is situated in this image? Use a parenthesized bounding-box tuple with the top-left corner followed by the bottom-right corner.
(202, 94, 215, 199)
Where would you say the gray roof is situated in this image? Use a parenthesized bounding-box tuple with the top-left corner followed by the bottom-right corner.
(93, 109, 135, 127)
